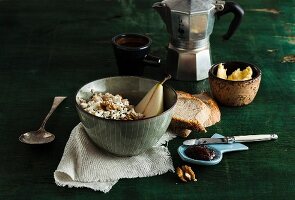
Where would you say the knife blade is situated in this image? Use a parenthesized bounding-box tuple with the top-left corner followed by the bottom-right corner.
(183, 134, 278, 146)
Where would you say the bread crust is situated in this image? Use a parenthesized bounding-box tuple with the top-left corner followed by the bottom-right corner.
(171, 117, 206, 132)
(169, 126, 192, 138)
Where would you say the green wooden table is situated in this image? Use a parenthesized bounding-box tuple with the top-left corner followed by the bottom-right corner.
(0, 0, 294, 199)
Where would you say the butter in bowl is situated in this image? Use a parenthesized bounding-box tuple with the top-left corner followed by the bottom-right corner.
(208, 61, 262, 106)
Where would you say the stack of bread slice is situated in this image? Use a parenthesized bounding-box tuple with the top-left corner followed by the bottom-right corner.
(170, 91, 221, 137)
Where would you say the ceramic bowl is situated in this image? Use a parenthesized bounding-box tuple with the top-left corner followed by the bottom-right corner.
(75, 76, 177, 156)
(208, 61, 261, 106)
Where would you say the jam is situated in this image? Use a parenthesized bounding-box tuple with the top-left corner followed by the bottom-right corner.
(185, 145, 216, 161)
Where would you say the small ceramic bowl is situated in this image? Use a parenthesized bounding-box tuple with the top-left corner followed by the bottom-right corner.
(208, 61, 261, 106)
(75, 76, 177, 156)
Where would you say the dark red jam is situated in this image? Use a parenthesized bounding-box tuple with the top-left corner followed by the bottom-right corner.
(185, 145, 216, 161)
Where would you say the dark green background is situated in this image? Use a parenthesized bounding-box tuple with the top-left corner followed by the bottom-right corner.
(0, 0, 294, 199)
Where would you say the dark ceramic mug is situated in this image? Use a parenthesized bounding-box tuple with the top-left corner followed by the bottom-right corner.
(112, 33, 161, 76)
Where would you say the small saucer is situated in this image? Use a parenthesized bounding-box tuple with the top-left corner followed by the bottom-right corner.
(178, 133, 249, 165)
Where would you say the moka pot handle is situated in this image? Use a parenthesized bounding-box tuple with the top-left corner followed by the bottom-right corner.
(216, 1, 244, 40)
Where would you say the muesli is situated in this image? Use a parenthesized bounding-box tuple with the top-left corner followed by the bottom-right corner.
(78, 90, 144, 120)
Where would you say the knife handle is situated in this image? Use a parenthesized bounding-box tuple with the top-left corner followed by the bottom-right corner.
(233, 134, 278, 143)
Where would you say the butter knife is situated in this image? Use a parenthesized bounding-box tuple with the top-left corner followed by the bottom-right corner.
(183, 134, 278, 146)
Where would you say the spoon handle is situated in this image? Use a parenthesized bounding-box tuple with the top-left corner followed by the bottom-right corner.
(40, 96, 67, 129)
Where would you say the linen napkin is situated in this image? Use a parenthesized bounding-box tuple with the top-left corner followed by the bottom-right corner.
(54, 123, 176, 193)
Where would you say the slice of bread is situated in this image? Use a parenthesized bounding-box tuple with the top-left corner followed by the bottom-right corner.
(193, 93, 221, 128)
(170, 91, 221, 137)
(172, 94, 209, 131)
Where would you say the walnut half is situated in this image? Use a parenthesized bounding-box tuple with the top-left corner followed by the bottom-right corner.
(176, 165, 197, 182)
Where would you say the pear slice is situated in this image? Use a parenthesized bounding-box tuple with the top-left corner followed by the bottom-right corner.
(135, 84, 158, 114)
(142, 83, 164, 118)
(135, 75, 171, 118)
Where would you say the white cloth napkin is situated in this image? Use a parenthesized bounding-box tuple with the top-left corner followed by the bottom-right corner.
(54, 123, 176, 193)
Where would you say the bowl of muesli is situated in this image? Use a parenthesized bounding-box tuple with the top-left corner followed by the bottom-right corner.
(75, 76, 177, 156)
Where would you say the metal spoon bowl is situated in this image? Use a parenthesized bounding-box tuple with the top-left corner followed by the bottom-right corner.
(19, 96, 66, 144)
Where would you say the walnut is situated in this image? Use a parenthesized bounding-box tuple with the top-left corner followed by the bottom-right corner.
(106, 102, 119, 111)
(176, 165, 197, 182)
(176, 167, 187, 182)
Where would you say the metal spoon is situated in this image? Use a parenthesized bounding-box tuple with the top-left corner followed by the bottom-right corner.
(19, 96, 67, 144)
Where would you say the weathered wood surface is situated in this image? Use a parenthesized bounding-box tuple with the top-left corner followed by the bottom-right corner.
(0, 0, 294, 199)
